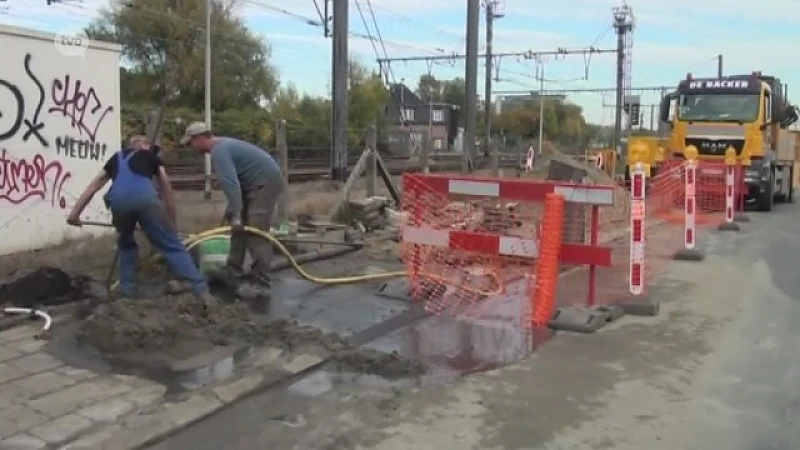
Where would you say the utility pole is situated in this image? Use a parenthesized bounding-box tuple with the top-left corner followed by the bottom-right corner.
(612, 8, 632, 156)
(203, 0, 212, 200)
(331, 0, 349, 181)
(537, 61, 545, 156)
(464, 0, 480, 172)
(717, 54, 723, 77)
(483, 1, 502, 160)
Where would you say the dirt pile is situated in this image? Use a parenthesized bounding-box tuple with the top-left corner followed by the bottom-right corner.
(529, 149, 630, 224)
(0, 267, 92, 308)
(75, 294, 425, 378)
(76, 294, 341, 352)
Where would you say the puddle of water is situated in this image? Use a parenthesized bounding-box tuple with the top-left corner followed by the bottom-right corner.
(367, 285, 553, 382)
(287, 369, 414, 397)
(175, 355, 237, 390)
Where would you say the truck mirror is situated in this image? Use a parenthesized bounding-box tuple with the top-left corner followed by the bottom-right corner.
(659, 92, 675, 127)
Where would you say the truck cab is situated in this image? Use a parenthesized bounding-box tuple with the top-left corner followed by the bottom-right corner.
(659, 73, 799, 211)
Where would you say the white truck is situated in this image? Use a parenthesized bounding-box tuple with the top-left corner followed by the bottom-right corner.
(0, 24, 121, 255)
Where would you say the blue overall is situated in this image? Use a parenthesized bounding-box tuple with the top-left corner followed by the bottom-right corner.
(106, 151, 208, 297)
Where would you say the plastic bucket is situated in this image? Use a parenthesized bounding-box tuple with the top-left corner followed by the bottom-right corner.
(195, 236, 230, 275)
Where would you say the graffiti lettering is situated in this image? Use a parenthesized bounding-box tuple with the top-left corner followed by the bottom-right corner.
(22, 54, 48, 147)
(48, 75, 113, 142)
(0, 54, 49, 146)
(55, 136, 107, 161)
(0, 80, 23, 141)
(0, 148, 71, 208)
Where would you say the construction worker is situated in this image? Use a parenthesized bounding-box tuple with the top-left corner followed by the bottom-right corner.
(179, 122, 284, 302)
(66, 136, 216, 305)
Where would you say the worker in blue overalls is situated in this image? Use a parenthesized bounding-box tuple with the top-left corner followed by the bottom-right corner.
(66, 135, 216, 305)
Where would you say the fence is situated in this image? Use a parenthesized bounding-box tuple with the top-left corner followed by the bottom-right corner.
(397, 143, 749, 335)
(399, 173, 617, 329)
(555, 146, 746, 315)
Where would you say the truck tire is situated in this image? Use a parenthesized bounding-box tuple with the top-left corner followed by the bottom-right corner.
(789, 167, 795, 203)
(775, 166, 788, 203)
(757, 170, 774, 211)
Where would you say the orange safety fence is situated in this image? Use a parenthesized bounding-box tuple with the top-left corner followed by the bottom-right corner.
(400, 173, 617, 328)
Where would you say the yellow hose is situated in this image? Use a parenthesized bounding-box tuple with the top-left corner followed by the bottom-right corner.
(110, 225, 406, 291)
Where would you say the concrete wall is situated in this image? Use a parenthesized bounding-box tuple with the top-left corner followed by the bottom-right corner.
(0, 25, 119, 256)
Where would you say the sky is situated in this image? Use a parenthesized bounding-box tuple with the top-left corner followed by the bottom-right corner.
(4, 0, 800, 126)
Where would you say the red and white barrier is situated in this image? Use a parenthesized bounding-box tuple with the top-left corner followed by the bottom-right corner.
(683, 159, 697, 250)
(629, 161, 646, 295)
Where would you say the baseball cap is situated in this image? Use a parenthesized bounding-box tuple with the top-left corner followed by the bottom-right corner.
(179, 122, 211, 145)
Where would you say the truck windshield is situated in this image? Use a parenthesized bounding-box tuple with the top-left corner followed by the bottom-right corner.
(677, 94, 760, 122)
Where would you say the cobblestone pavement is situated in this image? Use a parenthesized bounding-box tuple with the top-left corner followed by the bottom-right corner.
(0, 322, 324, 449)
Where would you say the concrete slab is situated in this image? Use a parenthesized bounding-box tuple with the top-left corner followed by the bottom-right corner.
(0, 404, 49, 437)
(12, 371, 76, 395)
(28, 413, 93, 444)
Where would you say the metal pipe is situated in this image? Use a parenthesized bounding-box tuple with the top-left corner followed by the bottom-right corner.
(203, 0, 213, 200)
(278, 237, 364, 247)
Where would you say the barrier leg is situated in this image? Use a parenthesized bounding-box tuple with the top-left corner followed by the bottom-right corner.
(719, 163, 740, 231)
(673, 159, 705, 261)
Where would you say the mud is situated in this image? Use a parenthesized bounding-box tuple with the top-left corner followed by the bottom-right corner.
(0, 267, 91, 308)
(333, 348, 426, 379)
(75, 294, 426, 379)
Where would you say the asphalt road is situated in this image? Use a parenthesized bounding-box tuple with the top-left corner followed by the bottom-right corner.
(148, 201, 800, 450)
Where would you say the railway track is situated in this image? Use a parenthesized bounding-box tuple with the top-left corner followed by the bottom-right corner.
(165, 153, 523, 190)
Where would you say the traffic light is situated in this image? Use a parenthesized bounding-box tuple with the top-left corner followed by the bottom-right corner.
(630, 103, 640, 126)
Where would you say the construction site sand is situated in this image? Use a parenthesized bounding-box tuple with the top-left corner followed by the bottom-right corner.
(75, 293, 425, 379)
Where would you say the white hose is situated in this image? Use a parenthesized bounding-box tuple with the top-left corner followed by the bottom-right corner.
(3, 307, 53, 335)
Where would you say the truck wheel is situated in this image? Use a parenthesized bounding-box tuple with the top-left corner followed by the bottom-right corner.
(789, 167, 795, 203)
(775, 167, 788, 203)
(757, 171, 774, 211)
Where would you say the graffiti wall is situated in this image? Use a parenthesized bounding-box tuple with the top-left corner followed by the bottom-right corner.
(0, 25, 119, 255)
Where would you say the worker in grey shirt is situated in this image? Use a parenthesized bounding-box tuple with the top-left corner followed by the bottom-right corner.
(180, 122, 285, 301)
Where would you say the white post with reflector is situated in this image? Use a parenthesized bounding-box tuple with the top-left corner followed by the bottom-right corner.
(684, 159, 697, 249)
(628, 148, 646, 296)
(718, 147, 741, 231)
(673, 145, 705, 261)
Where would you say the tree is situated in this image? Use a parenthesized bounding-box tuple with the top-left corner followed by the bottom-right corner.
(348, 59, 389, 144)
(86, 0, 278, 111)
(441, 78, 466, 114)
(416, 74, 443, 101)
